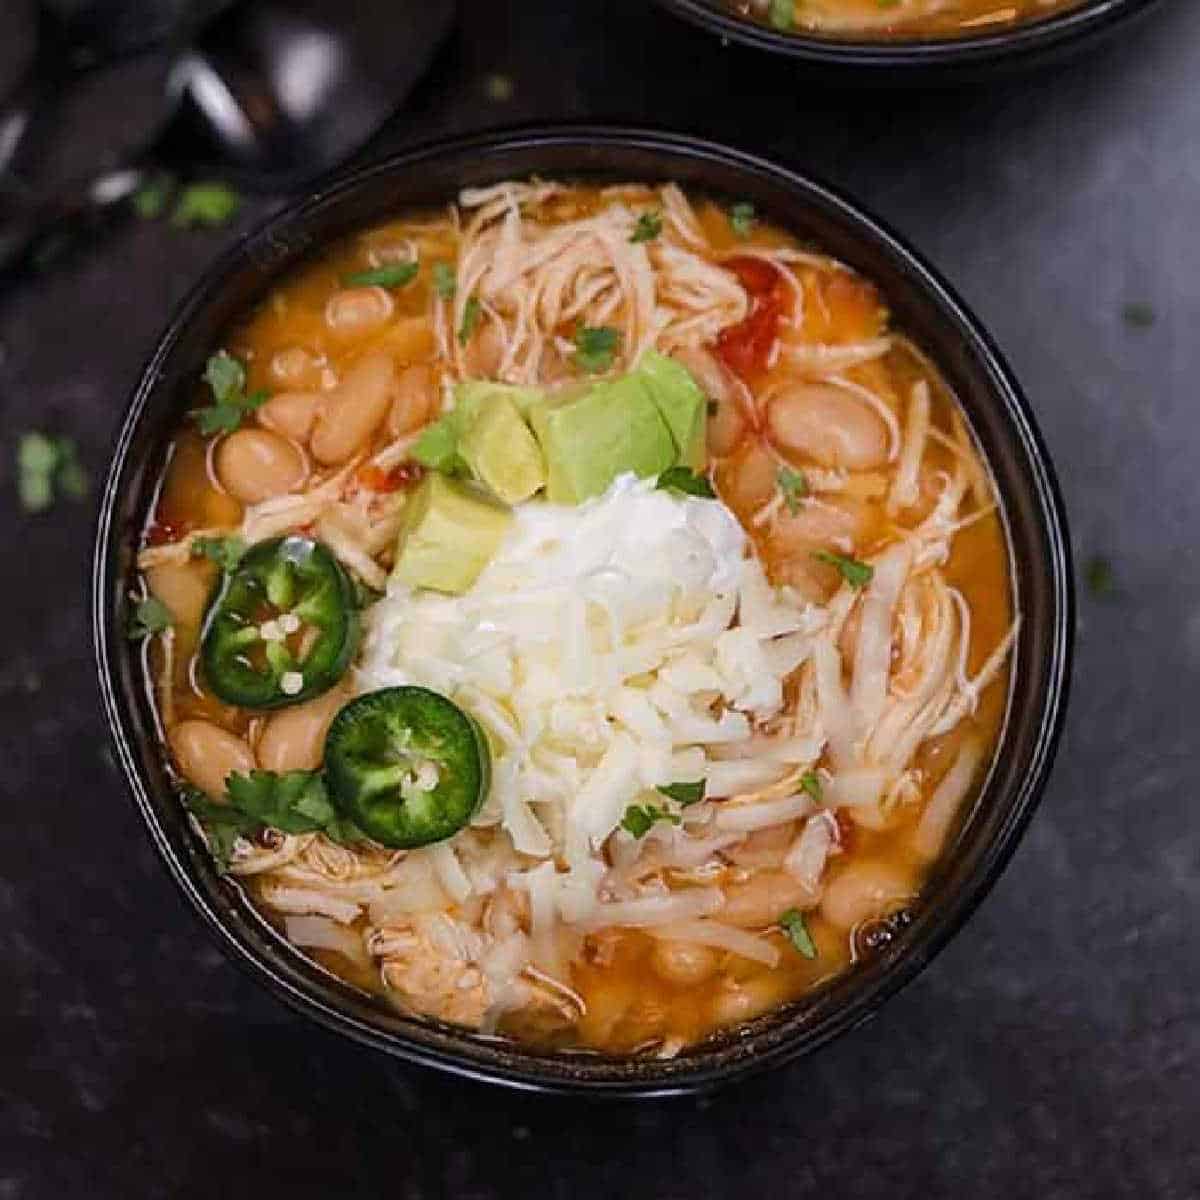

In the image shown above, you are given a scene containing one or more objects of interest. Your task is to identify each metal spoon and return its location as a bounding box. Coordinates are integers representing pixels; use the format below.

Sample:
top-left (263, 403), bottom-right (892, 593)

top-left (0, 0), bottom-right (458, 277)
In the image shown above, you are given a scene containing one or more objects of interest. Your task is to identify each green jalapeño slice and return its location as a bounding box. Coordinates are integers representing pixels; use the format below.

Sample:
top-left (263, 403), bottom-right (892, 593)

top-left (201, 536), bottom-right (359, 709)
top-left (324, 687), bottom-right (490, 849)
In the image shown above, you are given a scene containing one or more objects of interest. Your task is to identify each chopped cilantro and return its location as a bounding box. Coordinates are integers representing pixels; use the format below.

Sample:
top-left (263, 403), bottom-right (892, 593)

top-left (800, 770), bottom-right (822, 803)
top-left (432, 261), bottom-right (457, 300)
top-left (777, 466), bottom-right (808, 514)
top-left (1085, 555), bottom-right (1116, 598)
top-left (17, 432), bottom-right (88, 513)
top-left (1121, 302), bottom-right (1156, 329)
top-left (768, 0), bottom-right (794, 29)
top-left (132, 173), bottom-right (174, 220)
top-left (621, 803), bottom-right (681, 838)
top-left (813, 549), bottom-right (874, 589)
top-left (657, 466), bottom-right (716, 498)
top-left (182, 772), bottom-right (367, 873)
top-left (573, 324), bottom-right (621, 373)
top-left (485, 73), bottom-right (514, 102)
top-left (779, 907), bottom-right (817, 959)
top-left (458, 297), bottom-right (482, 345)
top-left (342, 262), bottom-right (419, 289)
top-left (193, 352), bottom-right (268, 436)
top-left (192, 535), bottom-right (247, 573)
top-left (170, 181), bottom-right (242, 228)
top-left (657, 780), bottom-right (707, 807)
top-left (127, 596), bottom-right (173, 641)
top-left (630, 211), bottom-right (663, 243)
top-left (412, 412), bottom-right (468, 476)
top-left (729, 202), bottom-right (756, 240)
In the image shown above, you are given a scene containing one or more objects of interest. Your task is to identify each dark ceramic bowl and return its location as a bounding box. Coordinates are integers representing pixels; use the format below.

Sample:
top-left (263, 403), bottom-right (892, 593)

top-left (93, 126), bottom-right (1072, 1097)
top-left (654, 0), bottom-right (1164, 78)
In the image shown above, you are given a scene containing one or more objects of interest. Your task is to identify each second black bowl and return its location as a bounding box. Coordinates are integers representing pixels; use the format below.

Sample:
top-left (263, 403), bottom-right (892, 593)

top-left (654, 0), bottom-right (1165, 79)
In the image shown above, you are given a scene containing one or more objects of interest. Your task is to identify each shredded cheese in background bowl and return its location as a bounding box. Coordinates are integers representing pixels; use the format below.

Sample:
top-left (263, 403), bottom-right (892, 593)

top-left (356, 473), bottom-right (824, 930)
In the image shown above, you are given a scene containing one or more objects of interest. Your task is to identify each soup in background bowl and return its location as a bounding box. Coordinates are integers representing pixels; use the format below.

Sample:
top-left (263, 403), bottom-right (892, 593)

top-left (729, 0), bottom-right (1084, 39)
top-left (94, 129), bottom-right (1071, 1094)
top-left (655, 0), bottom-right (1163, 75)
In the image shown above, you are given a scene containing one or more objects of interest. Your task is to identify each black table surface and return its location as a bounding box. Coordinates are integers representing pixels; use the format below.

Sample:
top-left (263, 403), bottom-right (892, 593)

top-left (3, 2), bottom-right (1197, 1196)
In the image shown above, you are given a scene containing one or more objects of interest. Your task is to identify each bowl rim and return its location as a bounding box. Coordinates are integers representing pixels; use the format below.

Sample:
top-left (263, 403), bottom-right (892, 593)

top-left (92, 123), bottom-right (1073, 1097)
top-left (653, 0), bottom-right (1164, 66)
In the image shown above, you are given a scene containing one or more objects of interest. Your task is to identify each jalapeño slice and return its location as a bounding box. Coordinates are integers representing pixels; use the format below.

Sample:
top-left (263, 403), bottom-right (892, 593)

top-left (324, 687), bottom-right (490, 849)
top-left (201, 536), bottom-right (359, 709)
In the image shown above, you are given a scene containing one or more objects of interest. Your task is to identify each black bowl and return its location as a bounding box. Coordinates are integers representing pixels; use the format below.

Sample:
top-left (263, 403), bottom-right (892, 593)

top-left (654, 0), bottom-right (1165, 78)
top-left (93, 125), bottom-right (1072, 1096)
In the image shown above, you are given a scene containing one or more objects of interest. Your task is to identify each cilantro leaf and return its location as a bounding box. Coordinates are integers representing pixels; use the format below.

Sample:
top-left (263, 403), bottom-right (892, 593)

top-left (132, 173), bottom-right (174, 220)
top-left (800, 770), bottom-right (822, 803)
top-left (127, 596), bottom-right (173, 640)
top-left (342, 262), bottom-right (419, 289)
top-left (768, 0), bottom-right (794, 28)
top-left (1085, 555), bottom-right (1116, 599)
top-left (458, 297), bottom-right (482, 345)
top-left (17, 432), bottom-right (89, 513)
top-left (203, 351), bottom-right (245, 403)
top-left (171, 181), bottom-right (242, 229)
top-left (812, 549), bottom-right (874, 589)
top-left (729, 202), bottom-right (756, 239)
top-left (573, 324), bottom-right (621, 373)
top-left (657, 780), bottom-right (706, 807)
top-left (180, 790), bottom-right (258, 872)
top-left (657, 466), bottom-right (716, 498)
top-left (225, 769), bottom-right (342, 836)
top-left (412, 412), bottom-right (468, 476)
top-left (779, 907), bottom-right (817, 959)
top-left (777, 466), bottom-right (807, 514)
top-left (192, 535), bottom-right (247, 573)
top-left (433, 261), bottom-right (457, 300)
top-left (621, 803), bottom-right (681, 839)
top-left (193, 353), bottom-right (268, 435)
top-left (1121, 302), bottom-right (1156, 329)
top-left (630, 211), bottom-right (663, 244)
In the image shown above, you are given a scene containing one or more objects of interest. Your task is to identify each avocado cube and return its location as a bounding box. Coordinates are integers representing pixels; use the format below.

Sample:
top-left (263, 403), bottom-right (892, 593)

top-left (636, 351), bottom-right (708, 471)
top-left (392, 473), bottom-right (512, 594)
top-left (455, 380), bottom-right (546, 420)
top-left (530, 375), bottom-right (677, 504)
top-left (458, 392), bottom-right (547, 504)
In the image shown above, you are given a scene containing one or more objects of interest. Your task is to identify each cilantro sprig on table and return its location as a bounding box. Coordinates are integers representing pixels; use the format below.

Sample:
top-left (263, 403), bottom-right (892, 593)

top-left (16, 432), bottom-right (88, 513)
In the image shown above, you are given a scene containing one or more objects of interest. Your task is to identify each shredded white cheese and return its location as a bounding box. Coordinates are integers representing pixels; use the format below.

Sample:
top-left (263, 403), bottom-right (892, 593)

top-left (357, 474), bottom-right (821, 925)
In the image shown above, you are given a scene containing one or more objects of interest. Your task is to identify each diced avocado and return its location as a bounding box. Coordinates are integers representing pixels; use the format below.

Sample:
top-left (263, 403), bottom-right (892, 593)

top-left (529, 374), bottom-right (677, 504)
top-left (455, 380), bottom-right (546, 420)
top-left (458, 393), bottom-right (547, 504)
top-left (636, 351), bottom-right (708, 471)
top-left (392, 473), bottom-right (512, 594)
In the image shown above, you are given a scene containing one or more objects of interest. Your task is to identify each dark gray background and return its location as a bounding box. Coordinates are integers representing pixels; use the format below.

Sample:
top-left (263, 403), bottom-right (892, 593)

top-left (3, 1), bottom-right (1196, 1196)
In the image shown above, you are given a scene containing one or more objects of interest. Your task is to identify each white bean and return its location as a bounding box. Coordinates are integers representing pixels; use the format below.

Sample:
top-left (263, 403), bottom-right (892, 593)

top-left (767, 382), bottom-right (890, 470)
top-left (215, 429), bottom-right (306, 503)
top-left (169, 720), bottom-right (255, 798)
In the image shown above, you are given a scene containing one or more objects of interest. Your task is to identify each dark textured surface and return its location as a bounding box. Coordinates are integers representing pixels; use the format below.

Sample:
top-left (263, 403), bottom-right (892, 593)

top-left (2, 1), bottom-right (1197, 1196)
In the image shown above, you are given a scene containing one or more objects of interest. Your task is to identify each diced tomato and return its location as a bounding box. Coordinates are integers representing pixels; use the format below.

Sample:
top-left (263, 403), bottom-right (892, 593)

top-left (834, 809), bottom-right (857, 856)
top-left (357, 461), bottom-right (425, 493)
top-left (723, 255), bottom-right (782, 300)
top-left (144, 517), bottom-right (191, 546)
top-left (715, 256), bottom-right (789, 380)
top-left (716, 292), bottom-right (785, 378)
